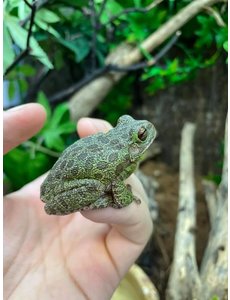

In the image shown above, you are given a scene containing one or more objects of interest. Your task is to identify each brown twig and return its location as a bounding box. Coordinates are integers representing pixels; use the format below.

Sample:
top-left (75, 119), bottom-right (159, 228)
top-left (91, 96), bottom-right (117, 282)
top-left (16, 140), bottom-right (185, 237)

top-left (204, 6), bottom-right (226, 26)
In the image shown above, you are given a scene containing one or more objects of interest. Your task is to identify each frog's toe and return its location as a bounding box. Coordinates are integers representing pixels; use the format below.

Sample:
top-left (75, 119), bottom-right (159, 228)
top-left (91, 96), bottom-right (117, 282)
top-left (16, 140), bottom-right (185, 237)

top-left (126, 184), bottom-right (141, 205)
top-left (134, 196), bottom-right (141, 205)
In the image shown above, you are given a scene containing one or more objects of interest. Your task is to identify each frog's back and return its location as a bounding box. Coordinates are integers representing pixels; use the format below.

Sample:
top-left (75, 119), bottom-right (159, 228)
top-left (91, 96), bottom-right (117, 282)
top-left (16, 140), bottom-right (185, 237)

top-left (46, 131), bottom-right (129, 183)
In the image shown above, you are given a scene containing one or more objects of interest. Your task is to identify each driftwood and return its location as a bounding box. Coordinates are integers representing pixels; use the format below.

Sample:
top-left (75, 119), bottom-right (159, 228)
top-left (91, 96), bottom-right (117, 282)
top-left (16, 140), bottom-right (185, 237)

top-left (68, 0), bottom-right (226, 121)
top-left (199, 115), bottom-right (228, 300)
top-left (202, 180), bottom-right (217, 228)
top-left (166, 123), bottom-right (201, 300)
top-left (166, 115), bottom-right (228, 299)
top-left (135, 170), bottom-right (159, 223)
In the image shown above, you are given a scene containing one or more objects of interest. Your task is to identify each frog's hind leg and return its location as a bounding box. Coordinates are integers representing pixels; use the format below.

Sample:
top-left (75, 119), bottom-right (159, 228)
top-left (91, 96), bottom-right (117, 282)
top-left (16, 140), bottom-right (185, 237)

top-left (44, 179), bottom-right (105, 215)
top-left (85, 194), bottom-right (113, 210)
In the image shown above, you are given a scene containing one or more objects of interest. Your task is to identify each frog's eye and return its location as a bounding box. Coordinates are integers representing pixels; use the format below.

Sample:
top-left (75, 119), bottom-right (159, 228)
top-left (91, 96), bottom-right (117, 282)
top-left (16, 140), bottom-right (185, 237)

top-left (138, 127), bottom-right (147, 141)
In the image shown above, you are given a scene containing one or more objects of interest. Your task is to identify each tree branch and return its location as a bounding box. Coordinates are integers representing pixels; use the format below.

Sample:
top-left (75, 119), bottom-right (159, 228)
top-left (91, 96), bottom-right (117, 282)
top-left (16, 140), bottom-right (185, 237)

top-left (125, 0), bottom-right (227, 65)
top-left (67, 0), bottom-right (225, 122)
top-left (49, 31), bottom-right (180, 104)
top-left (202, 179), bottom-right (217, 227)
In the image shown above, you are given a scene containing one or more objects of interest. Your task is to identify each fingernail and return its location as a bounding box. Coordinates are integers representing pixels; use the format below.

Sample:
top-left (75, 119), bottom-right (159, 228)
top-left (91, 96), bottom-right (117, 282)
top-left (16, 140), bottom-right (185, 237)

top-left (92, 118), bottom-right (112, 132)
top-left (80, 118), bottom-right (112, 133)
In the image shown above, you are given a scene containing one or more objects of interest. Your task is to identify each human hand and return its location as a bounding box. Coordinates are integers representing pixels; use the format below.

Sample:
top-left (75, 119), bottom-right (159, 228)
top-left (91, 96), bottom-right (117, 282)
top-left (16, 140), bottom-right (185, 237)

top-left (4, 104), bottom-right (153, 300)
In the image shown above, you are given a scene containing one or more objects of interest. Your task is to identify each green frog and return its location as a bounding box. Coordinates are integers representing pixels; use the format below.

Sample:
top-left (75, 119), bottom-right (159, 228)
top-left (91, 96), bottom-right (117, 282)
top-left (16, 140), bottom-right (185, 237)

top-left (40, 115), bottom-right (157, 215)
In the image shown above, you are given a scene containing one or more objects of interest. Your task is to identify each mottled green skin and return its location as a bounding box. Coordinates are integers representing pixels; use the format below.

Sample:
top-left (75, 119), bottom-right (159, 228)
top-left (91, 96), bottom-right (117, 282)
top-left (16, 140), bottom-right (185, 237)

top-left (40, 115), bottom-right (156, 215)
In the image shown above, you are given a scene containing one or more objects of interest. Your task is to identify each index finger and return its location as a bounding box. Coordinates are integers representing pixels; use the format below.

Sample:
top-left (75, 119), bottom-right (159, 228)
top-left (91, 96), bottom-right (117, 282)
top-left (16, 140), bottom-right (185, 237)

top-left (4, 104), bottom-right (46, 154)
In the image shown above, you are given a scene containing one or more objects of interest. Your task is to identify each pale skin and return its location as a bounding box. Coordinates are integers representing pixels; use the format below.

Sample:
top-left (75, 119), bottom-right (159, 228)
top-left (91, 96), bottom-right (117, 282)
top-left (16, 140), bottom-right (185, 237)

top-left (4, 104), bottom-right (153, 300)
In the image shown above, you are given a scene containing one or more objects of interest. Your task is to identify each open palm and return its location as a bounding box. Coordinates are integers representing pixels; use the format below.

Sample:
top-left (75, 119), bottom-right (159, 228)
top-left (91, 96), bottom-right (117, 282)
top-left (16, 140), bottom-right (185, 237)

top-left (4, 104), bottom-right (153, 300)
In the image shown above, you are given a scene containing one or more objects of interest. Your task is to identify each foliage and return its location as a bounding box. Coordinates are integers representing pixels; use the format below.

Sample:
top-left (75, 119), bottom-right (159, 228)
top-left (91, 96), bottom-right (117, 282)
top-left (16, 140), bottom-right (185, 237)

top-left (37, 92), bottom-right (76, 151)
top-left (3, 0), bottom-right (54, 71)
top-left (4, 1), bottom-right (227, 95)
top-left (3, 93), bottom-right (76, 190)
top-left (3, 0), bottom-right (228, 190)
top-left (97, 77), bottom-right (134, 124)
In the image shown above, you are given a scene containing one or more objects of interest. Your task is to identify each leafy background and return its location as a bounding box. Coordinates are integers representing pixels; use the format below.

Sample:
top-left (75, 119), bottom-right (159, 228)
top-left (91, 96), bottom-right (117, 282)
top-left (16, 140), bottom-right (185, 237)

top-left (3, 0), bottom-right (228, 190)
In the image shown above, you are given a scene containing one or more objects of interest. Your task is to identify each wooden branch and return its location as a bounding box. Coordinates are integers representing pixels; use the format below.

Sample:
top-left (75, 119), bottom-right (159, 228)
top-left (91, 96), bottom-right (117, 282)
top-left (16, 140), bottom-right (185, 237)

top-left (125, 0), bottom-right (227, 65)
top-left (68, 0), bottom-right (225, 121)
top-left (50, 32), bottom-right (180, 104)
top-left (202, 179), bottom-right (217, 227)
top-left (199, 115), bottom-right (228, 300)
top-left (166, 123), bottom-right (201, 300)
top-left (135, 170), bottom-right (159, 223)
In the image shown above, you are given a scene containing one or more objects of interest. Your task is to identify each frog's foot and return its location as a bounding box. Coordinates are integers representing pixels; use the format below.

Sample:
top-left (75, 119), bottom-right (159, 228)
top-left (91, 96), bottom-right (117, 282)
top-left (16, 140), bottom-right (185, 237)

top-left (126, 183), bottom-right (141, 205)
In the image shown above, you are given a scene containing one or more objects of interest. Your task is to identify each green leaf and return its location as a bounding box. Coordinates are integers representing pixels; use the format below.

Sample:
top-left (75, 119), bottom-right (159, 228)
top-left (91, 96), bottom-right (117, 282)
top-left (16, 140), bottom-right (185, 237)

top-left (100, 1), bottom-right (123, 24)
top-left (223, 40), bottom-right (228, 52)
top-left (3, 22), bottom-right (15, 72)
top-left (36, 9), bottom-right (61, 23)
top-left (215, 26), bottom-right (228, 49)
top-left (29, 37), bottom-right (54, 69)
top-left (18, 1), bottom-right (30, 20)
top-left (6, 15), bottom-right (27, 49)
top-left (57, 36), bottom-right (90, 62)
top-left (35, 18), bottom-right (61, 38)
top-left (18, 78), bottom-right (28, 93)
top-left (8, 81), bottom-right (16, 100)
top-left (37, 92), bottom-right (51, 120)
top-left (56, 0), bottom-right (88, 8)
top-left (4, 0), bottom-right (20, 12)
top-left (17, 64), bottom-right (36, 76)
top-left (168, 58), bottom-right (179, 72)
top-left (53, 50), bottom-right (64, 70)
top-left (58, 122), bottom-right (76, 134)
top-left (3, 146), bottom-right (54, 190)
top-left (6, 15), bottom-right (53, 69)
top-left (43, 131), bottom-right (65, 151)
top-left (51, 104), bottom-right (69, 128)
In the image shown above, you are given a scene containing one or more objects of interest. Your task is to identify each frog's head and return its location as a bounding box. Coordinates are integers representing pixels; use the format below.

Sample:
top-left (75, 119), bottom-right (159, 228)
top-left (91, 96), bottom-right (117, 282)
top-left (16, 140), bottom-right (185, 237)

top-left (117, 115), bottom-right (157, 162)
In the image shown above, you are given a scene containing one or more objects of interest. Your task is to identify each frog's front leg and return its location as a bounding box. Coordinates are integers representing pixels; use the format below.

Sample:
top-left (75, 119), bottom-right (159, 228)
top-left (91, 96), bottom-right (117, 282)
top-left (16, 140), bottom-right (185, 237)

top-left (44, 179), bottom-right (105, 215)
top-left (111, 180), bottom-right (138, 208)
top-left (110, 162), bottom-right (141, 208)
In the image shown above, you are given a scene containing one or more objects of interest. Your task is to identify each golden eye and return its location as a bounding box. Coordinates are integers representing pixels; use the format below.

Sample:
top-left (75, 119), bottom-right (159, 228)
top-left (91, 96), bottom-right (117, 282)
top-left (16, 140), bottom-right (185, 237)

top-left (138, 127), bottom-right (147, 141)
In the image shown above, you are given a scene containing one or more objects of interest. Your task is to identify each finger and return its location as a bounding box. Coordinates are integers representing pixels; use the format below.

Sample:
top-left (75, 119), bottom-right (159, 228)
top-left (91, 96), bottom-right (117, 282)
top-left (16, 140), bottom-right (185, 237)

top-left (81, 174), bottom-right (153, 244)
top-left (4, 104), bottom-right (46, 154)
top-left (81, 174), bottom-right (153, 275)
top-left (77, 117), bottom-right (112, 137)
